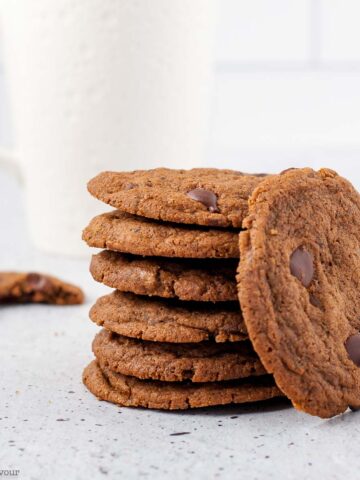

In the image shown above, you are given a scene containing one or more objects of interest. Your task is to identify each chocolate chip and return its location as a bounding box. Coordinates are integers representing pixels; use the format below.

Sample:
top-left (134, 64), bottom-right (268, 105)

top-left (123, 183), bottom-right (136, 190)
top-left (309, 294), bottom-right (322, 309)
top-left (290, 247), bottom-right (314, 287)
top-left (345, 334), bottom-right (360, 366)
top-left (25, 273), bottom-right (49, 291)
top-left (349, 405), bottom-right (359, 412)
top-left (187, 188), bottom-right (219, 213)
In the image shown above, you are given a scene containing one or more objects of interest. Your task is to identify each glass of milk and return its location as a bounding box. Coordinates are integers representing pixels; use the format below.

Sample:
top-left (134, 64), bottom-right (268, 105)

top-left (0, 0), bottom-right (215, 256)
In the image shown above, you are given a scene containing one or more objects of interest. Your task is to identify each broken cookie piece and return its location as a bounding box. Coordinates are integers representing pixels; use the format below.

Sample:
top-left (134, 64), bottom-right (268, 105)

top-left (0, 272), bottom-right (84, 305)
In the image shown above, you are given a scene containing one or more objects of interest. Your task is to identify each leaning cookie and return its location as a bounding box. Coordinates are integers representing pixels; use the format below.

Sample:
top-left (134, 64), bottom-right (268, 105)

top-left (83, 360), bottom-right (283, 410)
top-left (90, 291), bottom-right (247, 343)
top-left (82, 210), bottom-right (239, 258)
top-left (0, 272), bottom-right (84, 305)
top-left (92, 329), bottom-right (266, 383)
top-left (87, 168), bottom-right (268, 228)
top-left (90, 250), bottom-right (238, 302)
top-left (238, 168), bottom-right (360, 418)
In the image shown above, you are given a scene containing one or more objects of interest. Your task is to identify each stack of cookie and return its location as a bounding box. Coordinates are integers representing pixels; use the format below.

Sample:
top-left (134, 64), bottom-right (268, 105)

top-left (82, 168), bottom-right (282, 410)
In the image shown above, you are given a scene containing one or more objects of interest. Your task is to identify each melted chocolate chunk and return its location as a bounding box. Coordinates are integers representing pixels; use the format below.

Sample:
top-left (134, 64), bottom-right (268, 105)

top-left (187, 188), bottom-right (219, 213)
top-left (345, 334), bottom-right (360, 367)
top-left (123, 182), bottom-right (136, 190)
top-left (309, 294), bottom-right (322, 309)
top-left (25, 273), bottom-right (50, 291)
top-left (290, 247), bottom-right (314, 287)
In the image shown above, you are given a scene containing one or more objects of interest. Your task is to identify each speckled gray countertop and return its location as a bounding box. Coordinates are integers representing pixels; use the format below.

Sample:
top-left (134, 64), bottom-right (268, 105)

top-left (1, 169), bottom-right (359, 480)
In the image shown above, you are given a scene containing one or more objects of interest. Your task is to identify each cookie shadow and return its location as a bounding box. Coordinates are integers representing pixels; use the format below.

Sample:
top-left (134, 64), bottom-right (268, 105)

top-left (165, 396), bottom-right (292, 418)
top-left (319, 408), bottom-right (360, 427)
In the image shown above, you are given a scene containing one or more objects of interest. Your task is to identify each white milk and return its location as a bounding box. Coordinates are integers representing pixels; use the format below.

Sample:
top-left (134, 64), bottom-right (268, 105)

top-left (0, 0), bottom-right (215, 256)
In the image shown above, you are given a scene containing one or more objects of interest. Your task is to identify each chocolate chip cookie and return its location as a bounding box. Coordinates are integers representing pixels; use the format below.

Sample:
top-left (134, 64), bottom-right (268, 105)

top-left (90, 291), bottom-right (247, 343)
top-left (83, 360), bottom-right (283, 410)
top-left (83, 210), bottom-right (239, 258)
top-left (238, 168), bottom-right (360, 418)
top-left (87, 168), bottom-right (268, 228)
top-left (92, 329), bottom-right (266, 382)
top-left (90, 250), bottom-right (238, 302)
top-left (0, 272), bottom-right (84, 305)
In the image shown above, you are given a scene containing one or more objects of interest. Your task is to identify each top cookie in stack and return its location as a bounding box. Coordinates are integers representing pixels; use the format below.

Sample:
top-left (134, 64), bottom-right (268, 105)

top-left (85, 168), bottom-right (268, 229)
top-left (82, 168), bottom-right (282, 410)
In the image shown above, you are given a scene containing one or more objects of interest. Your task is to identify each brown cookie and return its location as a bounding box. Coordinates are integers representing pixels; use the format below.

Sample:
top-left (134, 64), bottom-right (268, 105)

top-left (87, 168), bottom-right (268, 228)
top-left (90, 291), bottom-right (247, 343)
top-left (238, 168), bottom-right (360, 418)
top-left (83, 210), bottom-right (239, 258)
top-left (92, 329), bottom-right (266, 382)
top-left (90, 250), bottom-right (238, 302)
top-left (83, 360), bottom-right (283, 410)
top-left (0, 272), bottom-right (84, 305)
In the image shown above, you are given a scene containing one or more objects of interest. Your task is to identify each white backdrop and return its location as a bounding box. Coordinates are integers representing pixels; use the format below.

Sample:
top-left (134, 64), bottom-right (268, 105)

top-left (1, 0), bottom-right (360, 184)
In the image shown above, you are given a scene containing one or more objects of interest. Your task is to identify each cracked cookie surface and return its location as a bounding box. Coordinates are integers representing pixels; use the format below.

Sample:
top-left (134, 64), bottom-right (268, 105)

top-left (90, 250), bottom-right (238, 302)
top-left (92, 329), bottom-right (266, 383)
top-left (83, 360), bottom-right (283, 410)
top-left (83, 210), bottom-right (239, 258)
top-left (87, 168), bottom-right (267, 228)
top-left (90, 291), bottom-right (247, 343)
